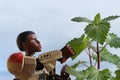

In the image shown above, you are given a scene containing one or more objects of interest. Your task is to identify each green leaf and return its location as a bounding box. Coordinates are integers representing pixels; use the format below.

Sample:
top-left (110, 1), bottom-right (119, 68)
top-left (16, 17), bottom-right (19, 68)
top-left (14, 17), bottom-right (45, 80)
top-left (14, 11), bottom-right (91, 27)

top-left (107, 33), bottom-right (120, 48)
top-left (71, 61), bottom-right (81, 69)
top-left (115, 70), bottom-right (120, 80)
top-left (100, 49), bottom-right (120, 64)
top-left (93, 49), bottom-right (120, 69)
top-left (94, 13), bottom-right (101, 24)
top-left (116, 61), bottom-right (120, 69)
top-left (86, 67), bottom-right (111, 80)
top-left (111, 70), bottom-right (120, 80)
top-left (92, 54), bottom-right (97, 61)
top-left (67, 34), bottom-right (88, 60)
top-left (66, 67), bottom-right (86, 80)
top-left (101, 15), bottom-right (120, 22)
top-left (85, 22), bottom-right (110, 44)
top-left (71, 17), bottom-right (92, 23)
top-left (66, 66), bottom-right (111, 80)
top-left (71, 61), bottom-right (86, 69)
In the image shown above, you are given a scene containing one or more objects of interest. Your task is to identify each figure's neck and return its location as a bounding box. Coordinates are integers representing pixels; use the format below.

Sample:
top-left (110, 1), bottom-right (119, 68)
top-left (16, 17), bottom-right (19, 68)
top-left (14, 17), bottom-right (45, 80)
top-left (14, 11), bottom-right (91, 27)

top-left (25, 52), bottom-right (35, 56)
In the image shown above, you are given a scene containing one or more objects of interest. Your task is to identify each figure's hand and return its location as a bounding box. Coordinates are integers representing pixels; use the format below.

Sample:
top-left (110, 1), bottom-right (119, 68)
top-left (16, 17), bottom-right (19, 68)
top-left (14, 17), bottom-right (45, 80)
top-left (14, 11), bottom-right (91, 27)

top-left (47, 65), bottom-right (71, 80)
top-left (60, 45), bottom-right (74, 63)
top-left (61, 65), bottom-right (71, 80)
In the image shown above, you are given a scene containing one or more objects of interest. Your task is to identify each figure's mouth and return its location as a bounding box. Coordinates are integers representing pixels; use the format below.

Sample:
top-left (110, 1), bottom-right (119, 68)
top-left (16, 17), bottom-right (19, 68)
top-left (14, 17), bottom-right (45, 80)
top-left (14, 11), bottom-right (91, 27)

top-left (38, 45), bottom-right (42, 51)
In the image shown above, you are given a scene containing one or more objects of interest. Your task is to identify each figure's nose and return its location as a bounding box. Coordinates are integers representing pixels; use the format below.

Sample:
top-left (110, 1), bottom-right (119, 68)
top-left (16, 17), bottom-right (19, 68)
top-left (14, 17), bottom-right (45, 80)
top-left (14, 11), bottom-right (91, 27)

top-left (36, 40), bottom-right (40, 44)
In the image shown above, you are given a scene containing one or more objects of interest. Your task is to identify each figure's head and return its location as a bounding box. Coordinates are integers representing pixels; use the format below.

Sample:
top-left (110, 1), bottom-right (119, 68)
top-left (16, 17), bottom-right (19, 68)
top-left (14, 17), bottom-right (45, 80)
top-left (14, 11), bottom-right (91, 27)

top-left (17, 31), bottom-right (41, 53)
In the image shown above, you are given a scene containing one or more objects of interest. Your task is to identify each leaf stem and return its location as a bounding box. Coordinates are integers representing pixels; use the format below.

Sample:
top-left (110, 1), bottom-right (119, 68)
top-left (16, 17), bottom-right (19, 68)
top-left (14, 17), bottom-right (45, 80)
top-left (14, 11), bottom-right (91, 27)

top-left (88, 48), bottom-right (93, 66)
top-left (96, 42), bottom-right (100, 69)
top-left (99, 43), bottom-right (107, 53)
top-left (89, 44), bottom-right (97, 53)
top-left (85, 49), bottom-right (92, 66)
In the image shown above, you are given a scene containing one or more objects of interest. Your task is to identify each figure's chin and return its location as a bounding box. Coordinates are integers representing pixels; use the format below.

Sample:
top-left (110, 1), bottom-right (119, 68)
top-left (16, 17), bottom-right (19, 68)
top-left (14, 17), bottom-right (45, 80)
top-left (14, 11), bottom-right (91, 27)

top-left (36, 49), bottom-right (42, 52)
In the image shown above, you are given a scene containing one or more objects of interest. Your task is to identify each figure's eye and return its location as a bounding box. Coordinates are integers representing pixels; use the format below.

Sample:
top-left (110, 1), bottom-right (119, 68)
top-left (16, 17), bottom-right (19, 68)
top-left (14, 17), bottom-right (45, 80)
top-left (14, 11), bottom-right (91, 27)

top-left (31, 39), bottom-right (36, 42)
top-left (30, 38), bottom-right (37, 42)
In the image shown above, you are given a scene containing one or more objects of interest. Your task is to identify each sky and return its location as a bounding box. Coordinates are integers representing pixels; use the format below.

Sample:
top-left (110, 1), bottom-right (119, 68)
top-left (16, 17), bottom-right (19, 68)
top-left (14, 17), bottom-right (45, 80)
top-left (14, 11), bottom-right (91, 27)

top-left (0, 0), bottom-right (120, 79)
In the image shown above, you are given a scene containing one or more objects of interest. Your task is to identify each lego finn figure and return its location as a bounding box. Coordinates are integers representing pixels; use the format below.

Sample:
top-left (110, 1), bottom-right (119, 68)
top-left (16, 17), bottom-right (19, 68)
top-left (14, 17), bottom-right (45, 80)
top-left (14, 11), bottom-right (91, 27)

top-left (7, 31), bottom-right (74, 80)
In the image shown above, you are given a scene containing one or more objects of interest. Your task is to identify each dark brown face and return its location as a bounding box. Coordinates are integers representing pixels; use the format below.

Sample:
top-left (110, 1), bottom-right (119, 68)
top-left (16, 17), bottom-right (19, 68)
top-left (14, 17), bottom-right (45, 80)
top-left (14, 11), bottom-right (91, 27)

top-left (23, 34), bottom-right (42, 53)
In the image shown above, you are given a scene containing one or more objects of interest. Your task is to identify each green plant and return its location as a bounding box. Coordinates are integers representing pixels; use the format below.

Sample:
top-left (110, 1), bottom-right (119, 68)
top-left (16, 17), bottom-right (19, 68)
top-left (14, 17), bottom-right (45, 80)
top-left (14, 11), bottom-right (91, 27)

top-left (66, 13), bottom-right (120, 80)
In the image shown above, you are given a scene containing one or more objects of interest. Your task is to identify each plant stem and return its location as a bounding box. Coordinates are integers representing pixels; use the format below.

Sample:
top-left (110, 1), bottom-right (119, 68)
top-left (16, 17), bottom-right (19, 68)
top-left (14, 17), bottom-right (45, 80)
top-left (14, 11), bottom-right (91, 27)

top-left (85, 48), bottom-right (92, 66)
top-left (96, 42), bottom-right (100, 69)
top-left (88, 48), bottom-right (92, 66)
top-left (99, 43), bottom-right (107, 53)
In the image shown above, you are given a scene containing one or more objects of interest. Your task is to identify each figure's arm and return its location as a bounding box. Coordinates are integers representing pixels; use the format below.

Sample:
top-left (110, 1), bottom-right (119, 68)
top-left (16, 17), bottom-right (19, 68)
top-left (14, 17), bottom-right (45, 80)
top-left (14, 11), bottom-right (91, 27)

top-left (37, 46), bottom-right (74, 79)
top-left (35, 58), bottom-right (44, 70)
top-left (59, 45), bottom-right (75, 63)
top-left (37, 45), bottom-right (75, 72)
top-left (37, 50), bottom-right (62, 72)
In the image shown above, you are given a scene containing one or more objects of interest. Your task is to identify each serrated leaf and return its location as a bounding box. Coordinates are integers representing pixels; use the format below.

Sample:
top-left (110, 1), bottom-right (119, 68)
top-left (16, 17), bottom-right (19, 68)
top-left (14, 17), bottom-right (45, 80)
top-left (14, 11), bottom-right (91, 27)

top-left (67, 35), bottom-right (88, 60)
top-left (92, 69), bottom-right (111, 80)
top-left (101, 15), bottom-right (120, 22)
top-left (67, 66), bottom-right (111, 80)
top-left (100, 49), bottom-right (120, 64)
top-left (71, 61), bottom-right (86, 69)
top-left (115, 70), bottom-right (120, 79)
top-left (94, 13), bottom-right (101, 24)
top-left (107, 33), bottom-right (120, 48)
top-left (66, 67), bottom-right (86, 80)
top-left (85, 22), bottom-right (110, 44)
top-left (116, 61), bottom-right (120, 69)
top-left (111, 70), bottom-right (120, 80)
top-left (71, 61), bottom-right (81, 69)
top-left (92, 54), bottom-right (97, 61)
top-left (71, 17), bottom-right (92, 23)
top-left (93, 49), bottom-right (120, 69)
top-left (86, 67), bottom-right (111, 80)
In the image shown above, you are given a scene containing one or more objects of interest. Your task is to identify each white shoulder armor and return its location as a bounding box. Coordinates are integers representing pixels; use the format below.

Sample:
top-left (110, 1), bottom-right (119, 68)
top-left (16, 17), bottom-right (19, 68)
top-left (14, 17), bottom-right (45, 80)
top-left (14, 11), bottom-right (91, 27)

top-left (7, 52), bottom-right (24, 75)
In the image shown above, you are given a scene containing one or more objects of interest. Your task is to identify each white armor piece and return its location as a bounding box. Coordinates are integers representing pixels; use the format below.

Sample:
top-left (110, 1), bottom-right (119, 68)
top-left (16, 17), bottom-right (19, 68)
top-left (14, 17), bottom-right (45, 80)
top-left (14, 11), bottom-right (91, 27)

top-left (8, 55), bottom-right (46, 80)
top-left (38, 50), bottom-right (63, 73)
top-left (15, 56), bottom-right (39, 80)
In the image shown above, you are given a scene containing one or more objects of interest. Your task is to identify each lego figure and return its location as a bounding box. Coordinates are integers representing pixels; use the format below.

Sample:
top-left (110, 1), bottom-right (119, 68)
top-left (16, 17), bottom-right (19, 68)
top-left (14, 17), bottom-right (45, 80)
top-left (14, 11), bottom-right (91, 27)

top-left (7, 31), bottom-right (74, 80)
